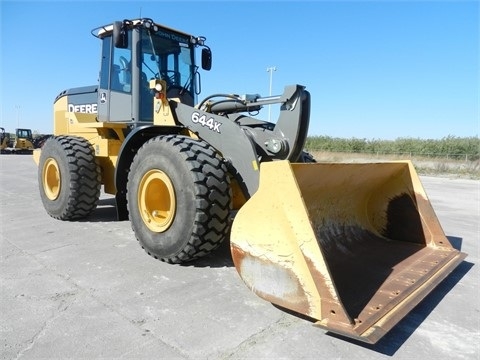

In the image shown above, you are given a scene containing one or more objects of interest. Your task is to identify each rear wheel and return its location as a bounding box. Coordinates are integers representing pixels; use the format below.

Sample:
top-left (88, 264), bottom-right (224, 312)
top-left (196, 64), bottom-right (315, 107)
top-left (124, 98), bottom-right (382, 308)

top-left (126, 135), bottom-right (232, 263)
top-left (38, 136), bottom-right (101, 220)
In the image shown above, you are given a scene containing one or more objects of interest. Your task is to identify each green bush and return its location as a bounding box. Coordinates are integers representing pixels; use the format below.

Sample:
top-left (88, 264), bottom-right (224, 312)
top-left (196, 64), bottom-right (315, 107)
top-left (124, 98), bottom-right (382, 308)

top-left (305, 136), bottom-right (479, 161)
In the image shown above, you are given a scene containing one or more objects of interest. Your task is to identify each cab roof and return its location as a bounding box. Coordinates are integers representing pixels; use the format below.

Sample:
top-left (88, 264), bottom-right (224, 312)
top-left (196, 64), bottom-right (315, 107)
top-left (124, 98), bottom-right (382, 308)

top-left (91, 18), bottom-right (195, 39)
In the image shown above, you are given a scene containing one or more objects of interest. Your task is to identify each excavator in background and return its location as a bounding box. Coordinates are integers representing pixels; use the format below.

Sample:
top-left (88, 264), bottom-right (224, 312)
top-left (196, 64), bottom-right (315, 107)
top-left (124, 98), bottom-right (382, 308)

top-left (1, 128), bottom-right (35, 154)
top-left (33, 18), bottom-right (466, 344)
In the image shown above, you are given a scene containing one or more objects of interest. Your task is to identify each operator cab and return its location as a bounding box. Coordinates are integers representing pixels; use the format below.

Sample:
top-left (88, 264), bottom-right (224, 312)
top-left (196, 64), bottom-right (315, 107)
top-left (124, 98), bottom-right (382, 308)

top-left (92, 18), bottom-right (212, 124)
top-left (16, 128), bottom-right (33, 141)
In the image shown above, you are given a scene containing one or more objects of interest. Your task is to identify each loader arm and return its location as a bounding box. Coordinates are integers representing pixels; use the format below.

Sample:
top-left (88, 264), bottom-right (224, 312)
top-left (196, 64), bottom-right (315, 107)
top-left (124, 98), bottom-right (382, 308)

top-left (172, 85), bottom-right (311, 198)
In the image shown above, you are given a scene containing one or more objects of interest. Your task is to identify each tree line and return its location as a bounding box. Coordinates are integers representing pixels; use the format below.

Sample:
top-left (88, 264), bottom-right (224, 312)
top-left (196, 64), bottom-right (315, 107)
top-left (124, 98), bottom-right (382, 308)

top-left (305, 135), bottom-right (480, 161)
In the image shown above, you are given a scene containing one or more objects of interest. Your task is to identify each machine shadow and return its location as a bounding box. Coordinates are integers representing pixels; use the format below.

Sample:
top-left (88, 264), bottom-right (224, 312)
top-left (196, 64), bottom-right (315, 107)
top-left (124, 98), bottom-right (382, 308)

top-left (188, 239), bottom-right (234, 268)
top-left (82, 197), bottom-right (119, 222)
top-left (79, 197), bottom-right (235, 267)
top-left (447, 235), bottom-right (463, 251)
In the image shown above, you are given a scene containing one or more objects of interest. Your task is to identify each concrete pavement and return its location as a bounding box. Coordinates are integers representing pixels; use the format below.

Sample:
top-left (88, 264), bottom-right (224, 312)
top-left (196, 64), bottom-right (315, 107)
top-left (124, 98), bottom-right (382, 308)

top-left (1, 155), bottom-right (478, 359)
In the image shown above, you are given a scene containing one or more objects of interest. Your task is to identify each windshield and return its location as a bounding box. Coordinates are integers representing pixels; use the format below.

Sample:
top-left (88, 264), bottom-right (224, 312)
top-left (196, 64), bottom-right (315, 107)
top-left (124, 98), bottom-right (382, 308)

top-left (140, 28), bottom-right (195, 94)
top-left (16, 129), bottom-right (32, 139)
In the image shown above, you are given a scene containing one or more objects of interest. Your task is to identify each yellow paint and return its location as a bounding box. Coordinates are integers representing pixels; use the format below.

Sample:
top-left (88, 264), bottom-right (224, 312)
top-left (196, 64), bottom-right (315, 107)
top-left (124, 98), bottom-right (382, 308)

top-left (32, 149), bottom-right (41, 165)
top-left (42, 157), bottom-right (61, 200)
top-left (231, 160), bottom-right (465, 343)
top-left (138, 169), bottom-right (176, 232)
top-left (45, 104), bottom-right (128, 195)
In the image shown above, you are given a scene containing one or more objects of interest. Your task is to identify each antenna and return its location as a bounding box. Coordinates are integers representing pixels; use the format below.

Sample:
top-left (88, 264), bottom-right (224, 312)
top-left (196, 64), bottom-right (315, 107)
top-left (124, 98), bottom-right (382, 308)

top-left (266, 66), bottom-right (277, 122)
top-left (139, 7), bottom-right (142, 18)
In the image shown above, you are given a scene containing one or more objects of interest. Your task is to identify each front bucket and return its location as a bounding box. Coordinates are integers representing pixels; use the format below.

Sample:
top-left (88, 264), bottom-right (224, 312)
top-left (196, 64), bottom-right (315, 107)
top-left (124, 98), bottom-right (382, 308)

top-left (230, 160), bottom-right (466, 343)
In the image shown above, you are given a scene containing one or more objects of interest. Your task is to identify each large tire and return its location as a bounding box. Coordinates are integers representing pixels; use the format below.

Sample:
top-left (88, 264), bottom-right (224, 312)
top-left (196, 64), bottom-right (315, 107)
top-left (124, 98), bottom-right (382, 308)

top-left (38, 136), bottom-right (101, 220)
top-left (299, 150), bottom-right (316, 163)
top-left (126, 135), bottom-right (232, 263)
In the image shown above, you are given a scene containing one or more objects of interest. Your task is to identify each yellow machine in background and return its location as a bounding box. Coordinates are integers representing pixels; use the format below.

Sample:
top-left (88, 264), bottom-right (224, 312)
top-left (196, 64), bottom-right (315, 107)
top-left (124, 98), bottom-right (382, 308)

top-left (34, 18), bottom-right (466, 344)
top-left (0, 127), bottom-right (9, 152)
top-left (1, 127), bottom-right (34, 154)
top-left (13, 128), bottom-right (34, 153)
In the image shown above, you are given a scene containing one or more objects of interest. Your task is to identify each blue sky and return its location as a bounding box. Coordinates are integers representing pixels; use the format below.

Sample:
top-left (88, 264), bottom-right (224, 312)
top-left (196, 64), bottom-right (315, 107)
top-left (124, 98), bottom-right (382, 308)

top-left (1, 0), bottom-right (478, 139)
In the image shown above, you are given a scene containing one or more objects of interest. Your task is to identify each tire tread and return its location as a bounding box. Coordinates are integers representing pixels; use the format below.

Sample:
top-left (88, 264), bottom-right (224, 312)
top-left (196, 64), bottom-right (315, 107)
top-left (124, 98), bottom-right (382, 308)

top-left (40, 136), bottom-right (101, 220)
top-left (128, 135), bottom-right (232, 263)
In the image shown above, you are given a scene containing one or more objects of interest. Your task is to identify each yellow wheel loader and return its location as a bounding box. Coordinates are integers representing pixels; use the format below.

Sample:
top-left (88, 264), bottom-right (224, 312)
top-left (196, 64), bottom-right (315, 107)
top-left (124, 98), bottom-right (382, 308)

top-left (1, 128), bottom-right (34, 154)
top-left (13, 128), bottom-right (35, 154)
top-left (34, 18), bottom-right (466, 344)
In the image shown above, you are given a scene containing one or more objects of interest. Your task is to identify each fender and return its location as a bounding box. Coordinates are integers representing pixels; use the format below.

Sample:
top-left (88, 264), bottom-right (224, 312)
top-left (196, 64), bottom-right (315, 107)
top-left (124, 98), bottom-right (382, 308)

top-left (114, 124), bottom-right (183, 220)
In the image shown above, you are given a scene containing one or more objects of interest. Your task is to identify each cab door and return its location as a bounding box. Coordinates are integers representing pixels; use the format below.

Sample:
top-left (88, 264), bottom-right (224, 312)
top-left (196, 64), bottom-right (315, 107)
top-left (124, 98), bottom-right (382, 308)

top-left (97, 36), bottom-right (133, 122)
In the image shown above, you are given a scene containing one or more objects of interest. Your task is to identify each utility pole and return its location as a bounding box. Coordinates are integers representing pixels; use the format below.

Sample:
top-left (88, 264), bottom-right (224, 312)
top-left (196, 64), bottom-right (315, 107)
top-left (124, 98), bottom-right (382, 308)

top-left (266, 66), bottom-right (276, 122)
top-left (15, 105), bottom-right (21, 129)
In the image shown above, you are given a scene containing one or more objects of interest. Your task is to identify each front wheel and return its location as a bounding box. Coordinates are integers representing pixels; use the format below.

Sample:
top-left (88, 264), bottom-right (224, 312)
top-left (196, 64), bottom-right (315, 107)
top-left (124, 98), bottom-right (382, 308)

top-left (126, 135), bottom-right (232, 263)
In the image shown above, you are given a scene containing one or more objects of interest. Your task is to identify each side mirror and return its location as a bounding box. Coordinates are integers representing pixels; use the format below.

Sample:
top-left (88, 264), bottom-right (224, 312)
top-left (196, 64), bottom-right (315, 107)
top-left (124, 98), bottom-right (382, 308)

top-left (113, 21), bottom-right (128, 49)
top-left (201, 48), bottom-right (212, 71)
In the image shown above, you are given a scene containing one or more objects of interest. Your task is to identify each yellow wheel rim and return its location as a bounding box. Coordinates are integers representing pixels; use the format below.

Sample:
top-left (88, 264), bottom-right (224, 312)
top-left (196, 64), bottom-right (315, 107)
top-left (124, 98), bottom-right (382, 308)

top-left (138, 169), bottom-right (176, 232)
top-left (43, 158), bottom-right (61, 200)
